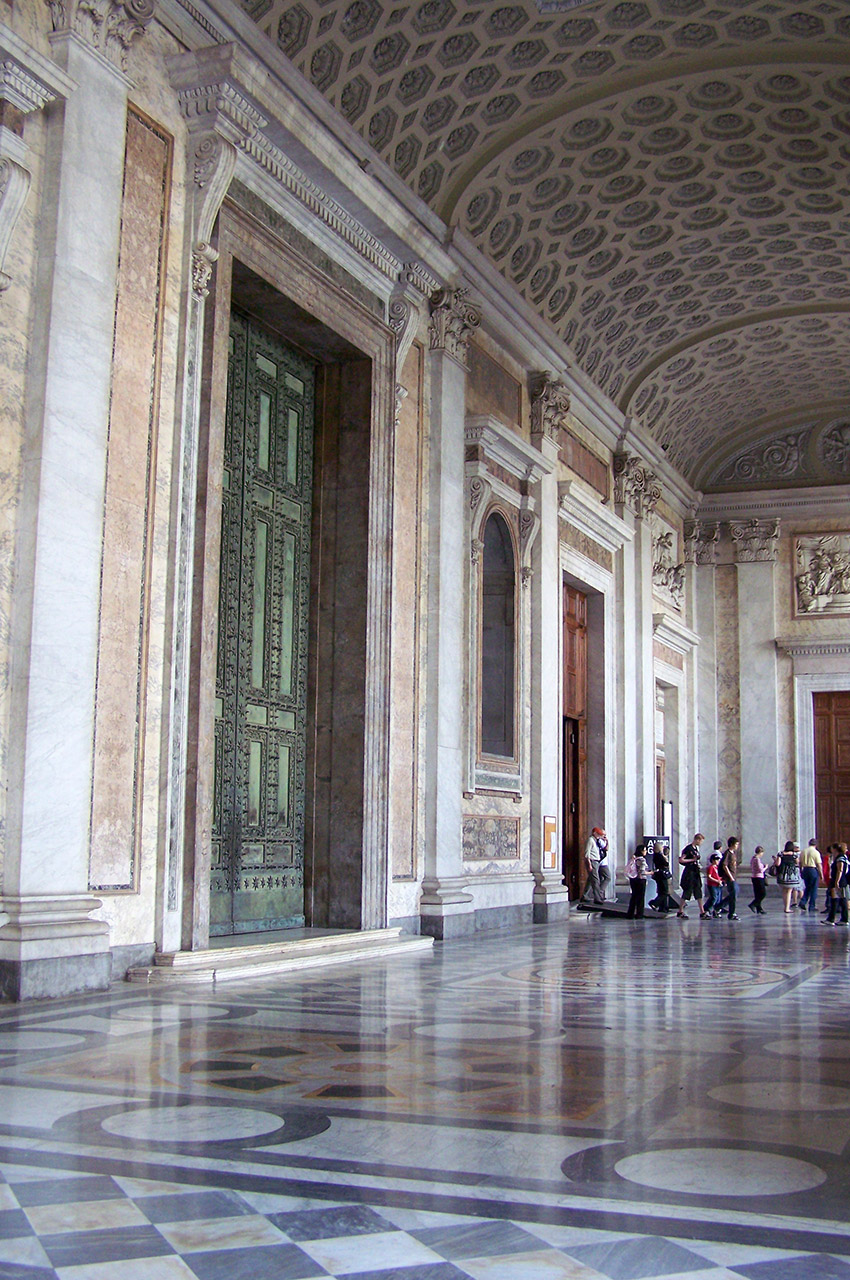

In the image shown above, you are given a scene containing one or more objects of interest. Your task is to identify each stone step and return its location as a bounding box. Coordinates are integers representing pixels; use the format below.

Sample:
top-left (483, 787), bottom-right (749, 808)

top-left (125, 928), bottom-right (434, 985)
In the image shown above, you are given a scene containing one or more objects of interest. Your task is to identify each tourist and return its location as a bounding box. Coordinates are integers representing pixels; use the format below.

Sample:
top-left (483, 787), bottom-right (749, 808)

top-left (648, 841), bottom-right (675, 914)
top-left (719, 836), bottom-right (740, 920)
top-left (774, 841), bottom-right (802, 913)
top-left (704, 853), bottom-right (723, 917)
top-left (824, 843), bottom-right (850, 926)
top-left (799, 838), bottom-right (822, 913)
top-left (748, 846), bottom-right (767, 914)
top-left (625, 844), bottom-right (650, 919)
top-left (677, 833), bottom-right (705, 919)
top-left (581, 826), bottom-right (609, 905)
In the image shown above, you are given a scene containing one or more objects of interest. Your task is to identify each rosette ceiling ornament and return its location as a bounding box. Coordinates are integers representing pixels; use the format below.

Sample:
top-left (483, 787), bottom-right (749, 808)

top-left (249, 0), bottom-right (850, 490)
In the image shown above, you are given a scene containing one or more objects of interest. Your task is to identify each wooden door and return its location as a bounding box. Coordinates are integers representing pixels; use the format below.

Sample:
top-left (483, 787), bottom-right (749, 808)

top-left (814, 691), bottom-right (850, 847)
top-left (563, 586), bottom-right (587, 898)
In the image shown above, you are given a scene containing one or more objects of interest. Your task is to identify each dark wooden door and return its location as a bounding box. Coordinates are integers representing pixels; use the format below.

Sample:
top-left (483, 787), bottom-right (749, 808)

top-left (814, 691), bottom-right (850, 847)
top-left (563, 586), bottom-right (587, 898)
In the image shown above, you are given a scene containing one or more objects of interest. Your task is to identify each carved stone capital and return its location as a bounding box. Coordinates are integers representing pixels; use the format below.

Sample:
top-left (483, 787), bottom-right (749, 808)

top-left (729, 517), bottom-right (781, 563)
top-left (530, 372), bottom-right (570, 443)
top-left (684, 519), bottom-right (719, 566)
top-left (428, 286), bottom-right (480, 368)
top-left (46, 0), bottom-right (157, 71)
top-left (613, 451), bottom-right (661, 519)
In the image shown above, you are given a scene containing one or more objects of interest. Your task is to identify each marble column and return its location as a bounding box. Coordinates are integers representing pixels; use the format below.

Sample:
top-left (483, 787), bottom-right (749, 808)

top-left (686, 521), bottom-right (720, 840)
top-left (614, 452), bottom-right (661, 845)
top-left (420, 288), bottom-right (479, 939)
top-left (732, 519), bottom-right (781, 857)
top-left (529, 375), bottom-right (570, 921)
top-left (1, 7), bottom-right (154, 999)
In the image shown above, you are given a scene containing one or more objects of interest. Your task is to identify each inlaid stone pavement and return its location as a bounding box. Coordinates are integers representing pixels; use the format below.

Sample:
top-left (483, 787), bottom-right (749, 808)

top-left (1, 892), bottom-right (849, 1277)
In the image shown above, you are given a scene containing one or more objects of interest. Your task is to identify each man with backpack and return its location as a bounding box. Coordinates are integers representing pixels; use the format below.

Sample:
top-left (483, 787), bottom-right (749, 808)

top-left (823, 843), bottom-right (850, 926)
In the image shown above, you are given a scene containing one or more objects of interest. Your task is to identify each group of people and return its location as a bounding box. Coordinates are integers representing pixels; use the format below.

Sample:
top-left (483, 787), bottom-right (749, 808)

top-left (616, 833), bottom-right (850, 923)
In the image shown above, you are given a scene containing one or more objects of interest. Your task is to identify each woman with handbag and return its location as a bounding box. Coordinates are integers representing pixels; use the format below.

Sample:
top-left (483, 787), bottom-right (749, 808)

top-left (773, 841), bottom-right (802, 914)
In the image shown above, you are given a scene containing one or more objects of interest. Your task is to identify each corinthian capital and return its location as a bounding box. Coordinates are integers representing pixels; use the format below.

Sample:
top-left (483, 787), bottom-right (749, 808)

top-left (46, 0), bottom-right (157, 71)
top-left (613, 451), bottom-right (661, 520)
top-left (730, 518), bottom-right (780, 563)
top-left (530, 372), bottom-right (570, 443)
top-left (684, 519), bottom-right (719, 565)
top-left (428, 287), bottom-right (480, 369)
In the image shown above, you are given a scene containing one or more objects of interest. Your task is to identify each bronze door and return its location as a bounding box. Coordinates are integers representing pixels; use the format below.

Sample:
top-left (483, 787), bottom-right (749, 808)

top-left (211, 312), bottom-right (315, 936)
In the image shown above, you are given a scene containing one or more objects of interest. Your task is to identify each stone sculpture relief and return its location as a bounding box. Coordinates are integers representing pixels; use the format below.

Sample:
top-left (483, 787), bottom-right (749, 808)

top-left (795, 534), bottom-right (850, 617)
top-left (652, 524), bottom-right (684, 611)
top-left (821, 421), bottom-right (850, 475)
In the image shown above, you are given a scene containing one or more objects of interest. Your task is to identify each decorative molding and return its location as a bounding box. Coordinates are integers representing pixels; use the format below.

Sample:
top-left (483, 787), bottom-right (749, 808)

top-left (713, 431), bottom-right (809, 487)
top-left (242, 130), bottom-right (402, 283)
top-left (558, 479), bottom-right (633, 555)
top-left (776, 638), bottom-right (850, 660)
top-left (429, 286), bottom-right (480, 369)
top-left (651, 524), bottom-right (684, 612)
top-left (793, 533), bottom-right (850, 618)
top-left (652, 612), bottom-right (699, 657)
top-left (696, 485), bottom-right (850, 522)
top-left (613, 450), bottom-right (661, 520)
top-left (465, 414), bottom-right (553, 486)
top-left (530, 371), bottom-right (570, 444)
top-left (683, 518), bottom-right (719, 566)
top-left (46, 0), bottom-right (157, 71)
top-left (729, 517), bottom-right (780, 563)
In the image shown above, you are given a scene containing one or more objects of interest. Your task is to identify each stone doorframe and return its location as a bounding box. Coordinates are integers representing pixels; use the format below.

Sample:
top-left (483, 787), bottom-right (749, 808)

top-left (179, 200), bottom-right (396, 949)
top-left (776, 641), bottom-right (850, 844)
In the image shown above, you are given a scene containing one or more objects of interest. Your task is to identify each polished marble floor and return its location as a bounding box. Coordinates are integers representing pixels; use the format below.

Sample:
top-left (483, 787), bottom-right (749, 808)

top-left (1, 894), bottom-right (850, 1278)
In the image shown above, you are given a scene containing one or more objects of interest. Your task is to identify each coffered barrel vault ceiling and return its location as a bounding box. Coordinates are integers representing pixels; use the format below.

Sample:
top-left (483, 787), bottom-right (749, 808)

top-left (243, 0), bottom-right (850, 491)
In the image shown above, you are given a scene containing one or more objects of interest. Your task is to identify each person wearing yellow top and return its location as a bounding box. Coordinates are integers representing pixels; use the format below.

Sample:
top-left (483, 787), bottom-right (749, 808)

top-left (799, 839), bottom-right (822, 914)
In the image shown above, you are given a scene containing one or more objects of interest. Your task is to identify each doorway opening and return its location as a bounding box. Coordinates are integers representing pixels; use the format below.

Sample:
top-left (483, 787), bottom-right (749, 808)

top-left (814, 690), bottom-right (850, 847)
top-left (562, 584), bottom-right (587, 899)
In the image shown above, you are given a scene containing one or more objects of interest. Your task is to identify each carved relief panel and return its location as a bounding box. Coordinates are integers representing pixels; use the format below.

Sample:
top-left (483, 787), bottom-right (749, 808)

top-left (794, 533), bottom-right (850, 618)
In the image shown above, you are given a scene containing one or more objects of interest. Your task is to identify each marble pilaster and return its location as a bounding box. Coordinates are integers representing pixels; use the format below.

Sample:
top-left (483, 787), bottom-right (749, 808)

top-left (686, 521), bottom-right (720, 839)
top-left (529, 375), bottom-right (570, 920)
top-left (1, 29), bottom-right (134, 996)
top-left (734, 522), bottom-right (781, 856)
top-left (420, 288), bottom-right (479, 938)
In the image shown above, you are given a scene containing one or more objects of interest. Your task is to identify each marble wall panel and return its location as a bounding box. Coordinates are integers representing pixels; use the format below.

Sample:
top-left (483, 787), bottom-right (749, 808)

top-left (714, 563), bottom-right (741, 838)
top-left (467, 342), bottom-right (521, 429)
top-left (88, 109), bottom-right (171, 892)
top-left (560, 523), bottom-right (614, 574)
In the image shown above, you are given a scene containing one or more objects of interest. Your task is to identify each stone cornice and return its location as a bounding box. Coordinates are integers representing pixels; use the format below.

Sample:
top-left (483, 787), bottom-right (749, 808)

top-left (0, 24), bottom-right (77, 111)
top-left (465, 414), bottom-right (554, 484)
top-left (697, 485), bottom-right (850, 522)
top-left (775, 638), bottom-right (850, 659)
top-left (558, 479), bottom-right (633, 554)
top-left (653, 612), bottom-right (699, 656)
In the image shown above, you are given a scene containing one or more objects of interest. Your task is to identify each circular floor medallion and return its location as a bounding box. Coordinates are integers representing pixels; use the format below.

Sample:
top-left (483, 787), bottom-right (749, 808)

top-left (615, 1146), bottom-right (826, 1195)
top-left (709, 1081), bottom-right (850, 1111)
top-left (413, 1021), bottom-right (534, 1040)
top-left (101, 1104), bottom-right (283, 1143)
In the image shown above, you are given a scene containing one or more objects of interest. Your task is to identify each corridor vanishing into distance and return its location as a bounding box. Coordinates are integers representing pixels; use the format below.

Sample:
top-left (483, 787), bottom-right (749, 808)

top-left (0, 903), bottom-right (848, 1280)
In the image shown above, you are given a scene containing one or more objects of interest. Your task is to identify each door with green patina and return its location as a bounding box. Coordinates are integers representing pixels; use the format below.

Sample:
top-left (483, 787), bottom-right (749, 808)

top-left (211, 311), bottom-right (315, 935)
